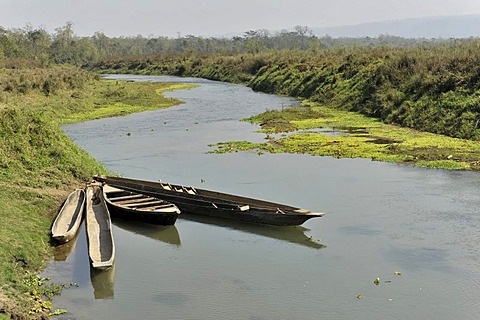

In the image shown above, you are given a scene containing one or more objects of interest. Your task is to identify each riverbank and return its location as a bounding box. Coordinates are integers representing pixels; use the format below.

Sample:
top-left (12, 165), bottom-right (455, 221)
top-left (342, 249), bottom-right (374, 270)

top-left (0, 68), bottom-right (194, 319)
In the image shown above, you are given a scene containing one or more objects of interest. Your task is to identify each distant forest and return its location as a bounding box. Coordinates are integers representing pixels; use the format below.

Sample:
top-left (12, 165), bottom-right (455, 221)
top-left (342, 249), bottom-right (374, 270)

top-left (0, 23), bottom-right (474, 66)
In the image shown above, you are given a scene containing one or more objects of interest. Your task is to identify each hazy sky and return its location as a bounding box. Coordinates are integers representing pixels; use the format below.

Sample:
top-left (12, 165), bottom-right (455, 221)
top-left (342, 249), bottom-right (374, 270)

top-left (1, 0), bottom-right (480, 37)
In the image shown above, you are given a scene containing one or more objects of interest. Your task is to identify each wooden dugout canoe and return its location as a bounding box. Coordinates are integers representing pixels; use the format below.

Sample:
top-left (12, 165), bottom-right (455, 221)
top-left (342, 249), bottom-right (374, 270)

top-left (51, 189), bottom-right (85, 244)
top-left (103, 184), bottom-right (180, 225)
top-left (85, 183), bottom-right (115, 270)
top-left (93, 175), bottom-right (325, 226)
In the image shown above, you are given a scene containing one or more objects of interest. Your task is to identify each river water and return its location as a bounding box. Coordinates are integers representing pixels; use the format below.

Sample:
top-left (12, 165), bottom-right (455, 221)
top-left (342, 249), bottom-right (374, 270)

top-left (43, 75), bottom-right (480, 320)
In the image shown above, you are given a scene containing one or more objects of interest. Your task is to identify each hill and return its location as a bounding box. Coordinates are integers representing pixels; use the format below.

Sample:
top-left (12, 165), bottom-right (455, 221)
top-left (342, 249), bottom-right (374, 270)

top-left (312, 15), bottom-right (480, 38)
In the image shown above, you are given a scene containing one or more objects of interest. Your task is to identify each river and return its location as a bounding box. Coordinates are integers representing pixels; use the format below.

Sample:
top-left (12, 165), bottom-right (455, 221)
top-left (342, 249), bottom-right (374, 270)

top-left (43, 75), bottom-right (480, 320)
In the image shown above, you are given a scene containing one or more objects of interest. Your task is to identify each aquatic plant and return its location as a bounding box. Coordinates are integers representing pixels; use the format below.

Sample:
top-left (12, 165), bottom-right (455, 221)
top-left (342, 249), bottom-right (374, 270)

top-left (210, 101), bottom-right (480, 170)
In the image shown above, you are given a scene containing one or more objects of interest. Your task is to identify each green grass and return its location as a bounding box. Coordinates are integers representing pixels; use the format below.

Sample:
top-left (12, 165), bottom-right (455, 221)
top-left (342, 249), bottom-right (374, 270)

top-left (0, 184), bottom-right (59, 319)
top-left (211, 100), bottom-right (480, 170)
top-left (63, 82), bottom-right (196, 123)
top-left (0, 186), bottom-right (54, 286)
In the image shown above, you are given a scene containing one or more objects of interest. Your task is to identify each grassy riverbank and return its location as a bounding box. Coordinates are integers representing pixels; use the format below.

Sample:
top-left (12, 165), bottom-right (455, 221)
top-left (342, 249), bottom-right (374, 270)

top-left (0, 68), bottom-right (193, 319)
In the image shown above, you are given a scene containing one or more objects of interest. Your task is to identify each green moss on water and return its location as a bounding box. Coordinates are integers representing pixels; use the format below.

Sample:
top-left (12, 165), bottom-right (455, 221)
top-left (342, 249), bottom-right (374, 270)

top-left (211, 100), bottom-right (480, 170)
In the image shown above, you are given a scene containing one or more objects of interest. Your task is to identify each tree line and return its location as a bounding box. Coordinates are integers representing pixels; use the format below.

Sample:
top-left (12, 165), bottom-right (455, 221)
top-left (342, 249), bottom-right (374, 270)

top-left (0, 23), bottom-right (469, 66)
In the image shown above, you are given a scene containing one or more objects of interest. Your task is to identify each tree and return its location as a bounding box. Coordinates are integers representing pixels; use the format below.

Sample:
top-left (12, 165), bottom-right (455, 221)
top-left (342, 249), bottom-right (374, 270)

top-left (26, 26), bottom-right (51, 63)
top-left (50, 22), bottom-right (76, 63)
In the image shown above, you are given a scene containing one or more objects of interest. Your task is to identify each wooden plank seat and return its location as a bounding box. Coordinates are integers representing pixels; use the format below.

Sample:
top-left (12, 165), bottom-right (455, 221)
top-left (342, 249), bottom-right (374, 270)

top-left (113, 197), bottom-right (156, 205)
top-left (109, 194), bottom-right (145, 201)
top-left (122, 200), bottom-right (166, 208)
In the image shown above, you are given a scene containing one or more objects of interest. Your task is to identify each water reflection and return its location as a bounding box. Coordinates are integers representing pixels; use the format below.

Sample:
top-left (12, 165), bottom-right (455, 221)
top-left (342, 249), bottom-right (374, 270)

top-left (112, 212), bottom-right (323, 249)
top-left (90, 264), bottom-right (115, 299)
top-left (112, 217), bottom-right (181, 246)
top-left (53, 231), bottom-right (80, 261)
top-left (180, 213), bottom-right (325, 250)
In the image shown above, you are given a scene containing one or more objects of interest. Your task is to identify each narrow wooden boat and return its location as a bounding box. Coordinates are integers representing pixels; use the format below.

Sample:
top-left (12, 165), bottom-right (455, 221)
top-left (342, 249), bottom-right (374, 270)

top-left (51, 189), bottom-right (85, 244)
top-left (103, 185), bottom-right (180, 225)
top-left (93, 175), bottom-right (325, 226)
top-left (85, 183), bottom-right (115, 270)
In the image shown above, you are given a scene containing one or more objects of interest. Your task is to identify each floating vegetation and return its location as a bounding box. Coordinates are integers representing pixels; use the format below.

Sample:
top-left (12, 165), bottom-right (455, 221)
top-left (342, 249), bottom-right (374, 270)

top-left (22, 273), bottom-right (77, 316)
top-left (52, 309), bottom-right (68, 315)
top-left (355, 271), bottom-right (404, 299)
top-left (210, 101), bottom-right (480, 171)
top-left (307, 236), bottom-right (321, 242)
top-left (209, 141), bottom-right (265, 154)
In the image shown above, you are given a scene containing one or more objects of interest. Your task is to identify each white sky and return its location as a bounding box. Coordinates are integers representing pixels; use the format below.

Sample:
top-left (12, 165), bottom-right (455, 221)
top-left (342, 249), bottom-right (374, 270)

top-left (1, 0), bottom-right (479, 37)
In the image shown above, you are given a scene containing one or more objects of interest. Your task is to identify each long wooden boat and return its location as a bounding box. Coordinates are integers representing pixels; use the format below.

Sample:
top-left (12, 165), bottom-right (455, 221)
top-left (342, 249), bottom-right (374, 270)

top-left (51, 189), bottom-right (85, 244)
top-left (93, 175), bottom-right (325, 226)
top-left (103, 185), bottom-right (180, 225)
top-left (85, 183), bottom-right (115, 270)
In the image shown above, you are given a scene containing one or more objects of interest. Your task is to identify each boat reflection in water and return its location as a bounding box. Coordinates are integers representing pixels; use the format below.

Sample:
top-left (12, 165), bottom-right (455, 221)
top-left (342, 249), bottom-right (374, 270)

top-left (53, 231), bottom-right (80, 261)
top-left (113, 213), bottom-right (321, 249)
top-left (112, 217), bottom-right (181, 247)
top-left (90, 264), bottom-right (115, 299)
top-left (180, 213), bottom-right (325, 250)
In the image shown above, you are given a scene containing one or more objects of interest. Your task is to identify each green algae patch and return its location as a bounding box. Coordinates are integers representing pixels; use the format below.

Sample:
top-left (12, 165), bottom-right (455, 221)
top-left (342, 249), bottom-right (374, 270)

top-left (211, 101), bottom-right (480, 170)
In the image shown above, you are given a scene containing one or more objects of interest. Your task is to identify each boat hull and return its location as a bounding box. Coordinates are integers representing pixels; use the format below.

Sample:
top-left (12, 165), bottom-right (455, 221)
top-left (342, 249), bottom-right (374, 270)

top-left (51, 189), bottom-right (85, 244)
top-left (85, 184), bottom-right (115, 270)
top-left (94, 176), bottom-right (325, 226)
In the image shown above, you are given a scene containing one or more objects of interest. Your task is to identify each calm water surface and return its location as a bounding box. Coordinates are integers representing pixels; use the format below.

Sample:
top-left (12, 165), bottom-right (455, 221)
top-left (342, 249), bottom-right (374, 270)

top-left (43, 75), bottom-right (480, 320)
